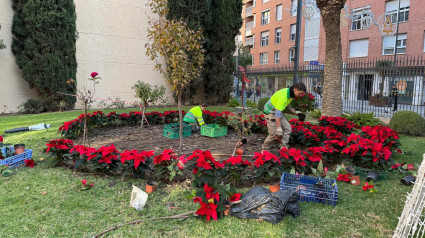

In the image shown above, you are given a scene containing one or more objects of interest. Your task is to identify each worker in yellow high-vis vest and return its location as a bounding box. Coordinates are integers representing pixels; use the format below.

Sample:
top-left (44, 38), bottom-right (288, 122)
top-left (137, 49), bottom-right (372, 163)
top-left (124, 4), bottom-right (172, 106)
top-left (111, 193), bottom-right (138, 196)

top-left (262, 82), bottom-right (306, 151)
top-left (183, 102), bottom-right (208, 132)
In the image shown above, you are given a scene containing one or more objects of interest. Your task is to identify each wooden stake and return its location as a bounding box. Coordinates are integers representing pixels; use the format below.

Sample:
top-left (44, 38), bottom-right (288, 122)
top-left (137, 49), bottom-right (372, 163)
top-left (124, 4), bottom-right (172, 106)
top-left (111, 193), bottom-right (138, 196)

top-left (212, 153), bottom-right (254, 157)
top-left (93, 210), bottom-right (197, 237)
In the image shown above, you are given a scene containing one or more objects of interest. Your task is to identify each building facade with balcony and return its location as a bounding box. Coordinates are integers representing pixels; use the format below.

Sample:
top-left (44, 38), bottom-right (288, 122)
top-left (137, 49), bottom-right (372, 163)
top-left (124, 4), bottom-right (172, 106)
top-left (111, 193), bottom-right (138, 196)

top-left (241, 0), bottom-right (425, 108)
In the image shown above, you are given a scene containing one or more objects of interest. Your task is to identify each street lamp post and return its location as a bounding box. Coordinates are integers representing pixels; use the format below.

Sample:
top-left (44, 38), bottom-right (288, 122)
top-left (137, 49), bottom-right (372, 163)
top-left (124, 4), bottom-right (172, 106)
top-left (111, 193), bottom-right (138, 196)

top-left (293, 0), bottom-right (303, 85)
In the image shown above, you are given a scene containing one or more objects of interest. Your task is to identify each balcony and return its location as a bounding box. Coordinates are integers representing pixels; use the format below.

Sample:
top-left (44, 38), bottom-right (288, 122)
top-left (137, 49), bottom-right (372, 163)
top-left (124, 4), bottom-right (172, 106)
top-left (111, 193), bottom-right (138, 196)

top-left (245, 37), bottom-right (254, 47)
top-left (246, 6), bottom-right (253, 17)
top-left (245, 21), bottom-right (254, 31)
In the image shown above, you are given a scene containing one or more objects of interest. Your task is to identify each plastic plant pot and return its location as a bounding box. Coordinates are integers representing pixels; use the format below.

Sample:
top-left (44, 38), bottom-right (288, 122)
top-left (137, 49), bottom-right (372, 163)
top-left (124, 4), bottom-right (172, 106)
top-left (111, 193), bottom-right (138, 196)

top-left (223, 205), bottom-right (231, 216)
top-left (348, 175), bottom-right (360, 186)
top-left (298, 113), bottom-right (306, 122)
top-left (345, 166), bottom-right (356, 176)
top-left (401, 175), bottom-right (416, 186)
top-left (366, 171), bottom-right (378, 182)
top-left (14, 144), bottom-right (25, 155)
top-left (235, 148), bottom-right (244, 155)
top-left (269, 184), bottom-right (280, 193)
top-left (146, 181), bottom-right (158, 194)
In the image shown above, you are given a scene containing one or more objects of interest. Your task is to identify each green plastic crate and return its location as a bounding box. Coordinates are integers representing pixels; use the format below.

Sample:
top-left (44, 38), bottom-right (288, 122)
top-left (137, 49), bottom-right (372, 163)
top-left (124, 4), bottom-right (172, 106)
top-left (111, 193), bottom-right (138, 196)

top-left (201, 124), bottom-right (228, 138)
top-left (163, 123), bottom-right (192, 139)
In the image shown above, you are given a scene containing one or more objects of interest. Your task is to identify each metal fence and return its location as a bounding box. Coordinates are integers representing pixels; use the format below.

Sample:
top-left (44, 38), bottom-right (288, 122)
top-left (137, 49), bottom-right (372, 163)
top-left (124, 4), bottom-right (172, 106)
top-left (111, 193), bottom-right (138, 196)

top-left (236, 55), bottom-right (425, 118)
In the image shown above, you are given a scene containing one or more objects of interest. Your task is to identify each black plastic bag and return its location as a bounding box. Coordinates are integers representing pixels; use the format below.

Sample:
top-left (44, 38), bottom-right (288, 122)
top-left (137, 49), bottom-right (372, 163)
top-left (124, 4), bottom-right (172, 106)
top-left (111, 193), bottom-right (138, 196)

top-left (229, 186), bottom-right (300, 224)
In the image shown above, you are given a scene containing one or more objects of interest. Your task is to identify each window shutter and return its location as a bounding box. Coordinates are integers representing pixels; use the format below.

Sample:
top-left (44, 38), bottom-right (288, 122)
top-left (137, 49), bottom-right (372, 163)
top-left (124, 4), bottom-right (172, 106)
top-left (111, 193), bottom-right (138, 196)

top-left (349, 39), bottom-right (369, 57)
top-left (383, 36), bottom-right (395, 49)
top-left (276, 5), bottom-right (282, 20)
top-left (386, 1), bottom-right (398, 12)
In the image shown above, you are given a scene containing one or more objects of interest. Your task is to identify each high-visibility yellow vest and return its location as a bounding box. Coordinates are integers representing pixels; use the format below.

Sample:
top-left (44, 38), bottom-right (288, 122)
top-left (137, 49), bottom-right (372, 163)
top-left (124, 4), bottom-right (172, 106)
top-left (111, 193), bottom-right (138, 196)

top-left (183, 106), bottom-right (205, 125)
top-left (263, 88), bottom-right (292, 114)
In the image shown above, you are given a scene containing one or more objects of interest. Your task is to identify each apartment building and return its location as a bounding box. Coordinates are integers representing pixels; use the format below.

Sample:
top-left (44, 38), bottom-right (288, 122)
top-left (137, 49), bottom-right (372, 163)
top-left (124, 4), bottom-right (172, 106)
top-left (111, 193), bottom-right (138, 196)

top-left (243, 0), bottom-right (425, 68)
top-left (241, 0), bottom-right (425, 106)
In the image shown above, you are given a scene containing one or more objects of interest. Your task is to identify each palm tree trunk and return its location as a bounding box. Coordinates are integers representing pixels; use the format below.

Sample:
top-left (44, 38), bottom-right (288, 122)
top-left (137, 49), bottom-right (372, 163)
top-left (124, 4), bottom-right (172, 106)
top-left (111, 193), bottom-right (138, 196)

top-left (317, 0), bottom-right (346, 117)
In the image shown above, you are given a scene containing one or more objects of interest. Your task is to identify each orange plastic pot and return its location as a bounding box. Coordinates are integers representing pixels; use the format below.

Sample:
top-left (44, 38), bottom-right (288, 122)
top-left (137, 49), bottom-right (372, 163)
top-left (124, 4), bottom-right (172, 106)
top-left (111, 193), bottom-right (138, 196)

top-left (348, 175), bottom-right (360, 186)
top-left (223, 205), bottom-right (231, 216)
top-left (14, 144), bottom-right (25, 155)
top-left (235, 148), bottom-right (244, 155)
top-left (269, 184), bottom-right (280, 193)
top-left (146, 181), bottom-right (158, 194)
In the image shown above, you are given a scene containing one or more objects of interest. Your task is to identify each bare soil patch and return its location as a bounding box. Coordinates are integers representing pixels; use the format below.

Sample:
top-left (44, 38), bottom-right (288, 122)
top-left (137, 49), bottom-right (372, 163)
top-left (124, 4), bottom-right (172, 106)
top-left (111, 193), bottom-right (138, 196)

top-left (78, 125), bottom-right (270, 158)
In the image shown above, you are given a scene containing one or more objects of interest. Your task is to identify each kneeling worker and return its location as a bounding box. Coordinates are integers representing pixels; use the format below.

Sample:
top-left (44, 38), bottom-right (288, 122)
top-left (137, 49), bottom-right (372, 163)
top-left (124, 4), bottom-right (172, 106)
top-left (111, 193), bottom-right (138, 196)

top-left (183, 102), bottom-right (208, 132)
top-left (262, 82), bottom-right (306, 151)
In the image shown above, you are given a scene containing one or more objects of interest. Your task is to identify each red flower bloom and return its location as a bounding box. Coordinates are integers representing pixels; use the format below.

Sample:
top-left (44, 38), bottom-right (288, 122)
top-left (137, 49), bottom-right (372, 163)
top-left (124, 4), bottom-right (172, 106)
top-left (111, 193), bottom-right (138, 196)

top-left (337, 174), bottom-right (349, 182)
top-left (193, 197), bottom-right (202, 203)
top-left (0, 136), bottom-right (3, 143)
top-left (229, 193), bottom-right (242, 202)
top-left (81, 179), bottom-right (94, 187)
top-left (204, 183), bottom-right (219, 202)
top-left (195, 201), bottom-right (218, 222)
top-left (362, 182), bottom-right (374, 191)
top-left (391, 164), bottom-right (402, 169)
top-left (24, 159), bottom-right (35, 168)
top-left (91, 72), bottom-right (98, 78)
top-left (407, 164), bottom-right (415, 171)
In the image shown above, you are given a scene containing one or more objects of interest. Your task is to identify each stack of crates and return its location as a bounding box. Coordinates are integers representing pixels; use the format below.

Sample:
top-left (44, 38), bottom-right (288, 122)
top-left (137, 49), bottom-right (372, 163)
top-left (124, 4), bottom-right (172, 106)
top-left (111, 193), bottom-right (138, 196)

top-left (163, 123), bottom-right (192, 139)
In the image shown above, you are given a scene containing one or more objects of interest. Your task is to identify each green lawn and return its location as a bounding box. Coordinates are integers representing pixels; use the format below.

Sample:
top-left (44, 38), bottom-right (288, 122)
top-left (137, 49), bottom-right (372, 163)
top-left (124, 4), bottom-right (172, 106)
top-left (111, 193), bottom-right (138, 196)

top-left (0, 108), bottom-right (424, 237)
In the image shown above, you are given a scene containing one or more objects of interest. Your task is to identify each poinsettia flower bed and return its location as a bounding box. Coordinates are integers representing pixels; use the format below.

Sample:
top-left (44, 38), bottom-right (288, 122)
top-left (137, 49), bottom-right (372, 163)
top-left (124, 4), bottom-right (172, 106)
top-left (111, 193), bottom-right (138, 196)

top-left (53, 113), bottom-right (403, 180)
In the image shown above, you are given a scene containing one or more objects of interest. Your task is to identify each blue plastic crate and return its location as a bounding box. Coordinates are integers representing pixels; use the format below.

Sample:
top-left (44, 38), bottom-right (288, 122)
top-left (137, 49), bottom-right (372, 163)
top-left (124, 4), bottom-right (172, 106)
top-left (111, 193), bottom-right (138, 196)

top-left (0, 147), bottom-right (33, 168)
top-left (280, 173), bottom-right (338, 206)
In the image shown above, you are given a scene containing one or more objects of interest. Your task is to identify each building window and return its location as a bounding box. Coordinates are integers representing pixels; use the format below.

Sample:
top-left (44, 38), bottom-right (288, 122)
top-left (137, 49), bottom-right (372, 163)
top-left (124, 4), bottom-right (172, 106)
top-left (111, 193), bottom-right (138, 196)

top-left (262, 0), bottom-right (270, 3)
top-left (291, 0), bottom-right (297, 17)
top-left (275, 28), bottom-right (281, 44)
top-left (289, 48), bottom-right (295, 62)
top-left (261, 10), bottom-right (270, 25)
top-left (385, 0), bottom-right (409, 24)
top-left (383, 34), bottom-right (407, 55)
top-left (276, 4), bottom-right (282, 21)
top-left (260, 31), bottom-right (269, 46)
top-left (290, 24), bottom-right (296, 41)
top-left (351, 7), bottom-right (372, 31)
top-left (260, 52), bottom-right (268, 65)
top-left (274, 51), bottom-right (280, 64)
top-left (349, 39), bottom-right (369, 57)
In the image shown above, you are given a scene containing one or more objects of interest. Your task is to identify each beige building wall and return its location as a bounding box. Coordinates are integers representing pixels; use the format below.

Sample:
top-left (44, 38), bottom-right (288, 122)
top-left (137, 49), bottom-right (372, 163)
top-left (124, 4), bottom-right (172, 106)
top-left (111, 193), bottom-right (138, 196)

top-left (0, 0), bottom-right (171, 113)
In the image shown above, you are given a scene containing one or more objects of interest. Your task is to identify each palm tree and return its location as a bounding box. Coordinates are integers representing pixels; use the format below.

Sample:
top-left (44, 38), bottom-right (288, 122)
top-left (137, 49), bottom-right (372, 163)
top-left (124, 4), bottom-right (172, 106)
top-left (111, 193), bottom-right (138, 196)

top-left (316, 0), bottom-right (347, 117)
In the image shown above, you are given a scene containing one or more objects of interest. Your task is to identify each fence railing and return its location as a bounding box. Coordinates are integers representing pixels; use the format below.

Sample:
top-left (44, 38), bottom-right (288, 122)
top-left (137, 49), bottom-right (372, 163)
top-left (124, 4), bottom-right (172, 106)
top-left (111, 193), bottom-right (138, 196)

top-left (236, 55), bottom-right (425, 118)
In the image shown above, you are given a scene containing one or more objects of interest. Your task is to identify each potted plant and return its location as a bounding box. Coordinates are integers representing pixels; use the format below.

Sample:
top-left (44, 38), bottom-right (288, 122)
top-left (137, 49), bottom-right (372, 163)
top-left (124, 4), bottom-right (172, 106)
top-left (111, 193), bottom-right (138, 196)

top-left (252, 151), bottom-right (283, 191)
top-left (183, 150), bottom-right (225, 188)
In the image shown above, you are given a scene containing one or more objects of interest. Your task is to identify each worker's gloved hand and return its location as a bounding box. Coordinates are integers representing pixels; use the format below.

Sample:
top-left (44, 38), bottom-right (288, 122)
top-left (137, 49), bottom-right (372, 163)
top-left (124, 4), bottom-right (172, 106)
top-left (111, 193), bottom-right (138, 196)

top-left (295, 111), bottom-right (302, 115)
top-left (276, 126), bottom-right (283, 136)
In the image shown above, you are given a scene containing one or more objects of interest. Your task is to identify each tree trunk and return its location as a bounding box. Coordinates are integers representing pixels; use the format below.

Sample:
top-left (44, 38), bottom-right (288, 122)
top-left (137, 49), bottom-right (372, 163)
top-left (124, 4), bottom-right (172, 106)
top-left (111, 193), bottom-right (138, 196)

top-left (83, 101), bottom-right (89, 146)
top-left (317, 0), bottom-right (346, 117)
top-left (178, 90), bottom-right (183, 148)
top-left (140, 104), bottom-right (146, 129)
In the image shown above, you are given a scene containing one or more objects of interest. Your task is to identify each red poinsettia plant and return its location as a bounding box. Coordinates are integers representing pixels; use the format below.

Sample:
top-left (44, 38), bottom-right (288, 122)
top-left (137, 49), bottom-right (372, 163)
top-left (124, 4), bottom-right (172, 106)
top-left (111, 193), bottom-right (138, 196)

top-left (183, 150), bottom-right (225, 188)
top-left (362, 181), bottom-right (377, 193)
top-left (152, 149), bottom-right (185, 182)
top-left (222, 155), bottom-right (252, 184)
top-left (342, 134), bottom-right (393, 170)
top-left (45, 139), bottom-right (75, 165)
top-left (279, 148), bottom-right (314, 174)
top-left (388, 163), bottom-right (418, 176)
top-left (187, 183), bottom-right (240, 222)
top-left (252, 151), bottom-right (283, 183)
top-left (319, 116), bottom-right (359, 135)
